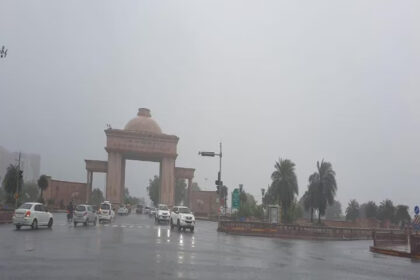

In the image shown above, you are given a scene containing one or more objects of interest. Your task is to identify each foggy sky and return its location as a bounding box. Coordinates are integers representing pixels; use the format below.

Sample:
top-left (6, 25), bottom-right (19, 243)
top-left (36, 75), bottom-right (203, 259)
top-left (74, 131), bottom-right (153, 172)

top-left (1, 1), bottom-right (419, 211)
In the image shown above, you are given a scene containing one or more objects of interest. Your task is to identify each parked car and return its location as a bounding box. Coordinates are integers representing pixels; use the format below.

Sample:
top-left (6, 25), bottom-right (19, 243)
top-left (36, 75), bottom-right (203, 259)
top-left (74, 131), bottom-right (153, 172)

top-left (98, 201), bottom-right (114, 223)
top-left (73, 204), bottom-right (97, 226)
top-left (170, 206), bottom-right (195, 232)
top-left (117, 205), bottom-right (129, 216)
top-left (13, 202), bottom-right (53, 230)
top-left (144, 206), bottom-right (151, 215)
top-left (155, 204), bottom-right (170, 224)
top-left (136, 204), bottom-right (143, 214)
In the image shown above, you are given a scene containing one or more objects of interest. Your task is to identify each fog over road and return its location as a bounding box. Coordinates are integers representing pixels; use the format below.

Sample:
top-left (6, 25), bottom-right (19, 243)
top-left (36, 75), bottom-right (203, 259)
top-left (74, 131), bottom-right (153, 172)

top-left (1, 213), bottom-right (419, 280)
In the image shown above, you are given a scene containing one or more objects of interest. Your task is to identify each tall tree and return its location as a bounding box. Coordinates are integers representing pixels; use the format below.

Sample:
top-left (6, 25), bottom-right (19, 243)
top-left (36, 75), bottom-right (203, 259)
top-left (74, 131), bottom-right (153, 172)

top-left (147, 175), bottom-right (160, 206)
top-left (2, 164), bottom-right (23, 204)
top-left (345, 199), bottom-right (360, 221)
top-left (310, 160), bottom-right (337, 223)
top-left (377, 199), bottom-right (395, 223)
top-left (395, 205), bottom-right (411, 228)
top-left (364, 201), bottom-right (378, 219)
top-left (37, 174), bottom-right (49, 203)
top-left (191, 182), bottom-right (201, 191)
top-left (302, 182), bottom-right (317, 223)
top-left (89, 188), bottom-right (104, 206)
top-left (270, 158), bottom-right (299, 223)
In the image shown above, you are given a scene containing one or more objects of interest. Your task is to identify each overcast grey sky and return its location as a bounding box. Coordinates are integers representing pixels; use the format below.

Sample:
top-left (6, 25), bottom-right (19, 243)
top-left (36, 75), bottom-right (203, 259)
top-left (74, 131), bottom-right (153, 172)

top-left (1, 1), bottom-right (419, 210)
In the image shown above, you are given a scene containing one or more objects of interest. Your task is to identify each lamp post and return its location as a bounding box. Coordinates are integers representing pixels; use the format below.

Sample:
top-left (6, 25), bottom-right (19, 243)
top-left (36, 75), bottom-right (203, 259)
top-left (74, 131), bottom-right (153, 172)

top-left (199, 142), bottom-right (226, 212)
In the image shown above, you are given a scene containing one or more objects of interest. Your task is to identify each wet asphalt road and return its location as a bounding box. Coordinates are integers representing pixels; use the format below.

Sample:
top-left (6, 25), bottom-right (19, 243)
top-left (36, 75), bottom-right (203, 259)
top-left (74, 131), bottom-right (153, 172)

top-left (1, 213), bottom-right (419, 280)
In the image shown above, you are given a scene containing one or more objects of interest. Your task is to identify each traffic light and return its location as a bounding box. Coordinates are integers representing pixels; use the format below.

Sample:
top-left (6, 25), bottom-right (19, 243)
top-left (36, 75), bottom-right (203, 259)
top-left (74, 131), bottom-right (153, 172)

top-left (199, 151), bottom-right (216, 157)
top-left (19, 170), bottom-right (23, 179)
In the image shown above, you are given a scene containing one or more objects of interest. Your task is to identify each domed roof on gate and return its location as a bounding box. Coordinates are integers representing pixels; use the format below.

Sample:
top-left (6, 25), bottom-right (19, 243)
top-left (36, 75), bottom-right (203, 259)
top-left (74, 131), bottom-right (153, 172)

top-left (124, 108), bottom-right (162, 134)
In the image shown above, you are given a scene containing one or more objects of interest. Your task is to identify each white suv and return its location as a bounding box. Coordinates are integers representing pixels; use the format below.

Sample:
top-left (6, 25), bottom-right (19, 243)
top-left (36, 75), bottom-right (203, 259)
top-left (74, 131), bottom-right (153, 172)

top-left (13, 202), bottom-right (54, 230)
top-left (98, 201), bottom-right (114, 223)
top-left (155, 204), bottom-right (170, 223)
top-left (170, 206), bottom-right (195, 232)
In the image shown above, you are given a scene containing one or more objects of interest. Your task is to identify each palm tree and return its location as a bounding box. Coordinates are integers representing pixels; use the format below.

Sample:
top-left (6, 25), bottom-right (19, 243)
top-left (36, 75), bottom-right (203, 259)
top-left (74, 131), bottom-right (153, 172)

top-left (37, 175), bottom-right (49, 202)
top-left (302, 181), bottom-right (318, 223)
top-left (271, 158), bottom-right (298, 222)
top-left (345, 199), bottom-right (360, 221)
top-left (310, 160), bottom-right (337, 223)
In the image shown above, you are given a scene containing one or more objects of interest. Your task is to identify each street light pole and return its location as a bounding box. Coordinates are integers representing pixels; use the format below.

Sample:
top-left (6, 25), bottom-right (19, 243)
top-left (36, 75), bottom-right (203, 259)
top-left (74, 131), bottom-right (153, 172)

top-left (199, 142), bottom-right (226, 212)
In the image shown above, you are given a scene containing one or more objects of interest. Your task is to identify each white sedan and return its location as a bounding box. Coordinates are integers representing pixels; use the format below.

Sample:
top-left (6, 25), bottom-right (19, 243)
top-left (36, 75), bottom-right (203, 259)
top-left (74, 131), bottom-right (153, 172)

top-left (13, 202), bottom-right (54, 230)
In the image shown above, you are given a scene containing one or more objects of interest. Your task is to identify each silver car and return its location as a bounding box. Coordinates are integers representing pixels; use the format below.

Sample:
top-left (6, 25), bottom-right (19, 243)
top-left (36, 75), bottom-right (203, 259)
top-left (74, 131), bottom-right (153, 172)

top-left (73, 204), bottom-right (97, 226)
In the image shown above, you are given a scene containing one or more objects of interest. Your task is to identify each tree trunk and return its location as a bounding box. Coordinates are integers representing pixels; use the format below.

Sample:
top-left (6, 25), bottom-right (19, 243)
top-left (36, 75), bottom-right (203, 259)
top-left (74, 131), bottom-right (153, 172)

top-left (40, 189), bottom-right (43, 201)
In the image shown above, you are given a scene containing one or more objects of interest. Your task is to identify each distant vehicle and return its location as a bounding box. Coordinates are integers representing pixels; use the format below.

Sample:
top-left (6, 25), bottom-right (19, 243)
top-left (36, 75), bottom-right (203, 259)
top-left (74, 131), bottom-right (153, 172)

top-left (149, 208), bottom-right (156, 217)
top-left (136, 204), bottom-right (143, 214)
top-left (117, 205), bottom-right (129, 216)
top-left (98, 201), bottom-right (115, 223)
top-left (73, 204), bottom-right (97, 226)
top-left (170, 206), bottom-right (195, 232)
top-left (155, 204), bottom-right (170, 224)
top-left (144, 206), bottom-right (151, 215)
top-left (13, 202), bottom-right (53, 230)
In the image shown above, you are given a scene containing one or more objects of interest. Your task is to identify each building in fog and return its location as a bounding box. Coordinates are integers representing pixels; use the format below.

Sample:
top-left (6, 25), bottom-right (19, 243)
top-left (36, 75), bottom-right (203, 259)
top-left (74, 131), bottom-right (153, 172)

top-left (190, 191), bottom-right (220, 217)
top-left (0, 146), bottom-right (41, 183)
top-left (44, 178), bottom-right (87, 209)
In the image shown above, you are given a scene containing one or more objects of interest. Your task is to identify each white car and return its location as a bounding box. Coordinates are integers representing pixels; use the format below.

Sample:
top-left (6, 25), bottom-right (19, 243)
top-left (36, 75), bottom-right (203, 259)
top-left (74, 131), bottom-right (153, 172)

top-left (170, 206), bottom-right (195, 232)
top-left (73, 204), bottom-right (97, 226)
top-left (155, 204), bottom-right (170, 223)
top-left (98, 201), bottom-right (115, 223)
top-left (117, 205), bottom-right (129, 216)
top-left (13, 202), bottom-right (54, 230)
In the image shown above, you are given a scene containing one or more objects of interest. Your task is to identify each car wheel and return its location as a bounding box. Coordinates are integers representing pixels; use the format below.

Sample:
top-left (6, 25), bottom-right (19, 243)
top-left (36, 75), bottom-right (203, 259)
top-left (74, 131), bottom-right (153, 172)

top-left (31, 219), bottom-right (38, 230)
top-left (170, 219), bottom-right (174, 229)
top-left (177, 220), bottom-right (181, 232)
top-left (190, 227), bottom-right (194, 232)
top-left (15, 225), bottom-right (21, 230)
top-left (47, 218), bottom-right (53, 228)
top-left (74, 222), bottom-right (77, 227)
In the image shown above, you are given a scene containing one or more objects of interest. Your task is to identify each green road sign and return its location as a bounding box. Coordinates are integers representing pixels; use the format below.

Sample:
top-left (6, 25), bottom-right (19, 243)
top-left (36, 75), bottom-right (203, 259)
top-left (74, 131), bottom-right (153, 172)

top-left (232, 188), bottom-right (240, 209)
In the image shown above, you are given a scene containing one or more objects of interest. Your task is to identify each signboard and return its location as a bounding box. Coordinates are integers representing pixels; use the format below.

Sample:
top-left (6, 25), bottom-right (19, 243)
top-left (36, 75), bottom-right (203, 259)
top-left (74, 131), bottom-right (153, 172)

top-left (231, 189), bottom-right (240, 209)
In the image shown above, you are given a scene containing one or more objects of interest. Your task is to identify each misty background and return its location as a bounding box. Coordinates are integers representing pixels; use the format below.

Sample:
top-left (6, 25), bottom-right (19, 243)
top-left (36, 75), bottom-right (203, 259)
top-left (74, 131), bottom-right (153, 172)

top-left (0, 1), bottom-right (419, 209)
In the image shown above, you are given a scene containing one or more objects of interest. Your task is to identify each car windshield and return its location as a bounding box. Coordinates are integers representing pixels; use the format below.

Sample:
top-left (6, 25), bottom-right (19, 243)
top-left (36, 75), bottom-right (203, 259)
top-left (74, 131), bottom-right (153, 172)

top-left (178, 207), bottom-right (191, 213)
top-left (75, 205), bottom-right (86, 211)
top-left (19, 203), bottom-right (32, 209)
top-left (158, 205), bottom-right (168, 211)
top-left (100, 204), bottom-right (110, 210)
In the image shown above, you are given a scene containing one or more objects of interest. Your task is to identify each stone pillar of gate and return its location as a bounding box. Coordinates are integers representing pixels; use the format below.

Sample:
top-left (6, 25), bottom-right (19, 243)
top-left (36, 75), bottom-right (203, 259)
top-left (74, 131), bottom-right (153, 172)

top-left (106, 152), bottom-right (124, 205)
top-left (160, 157), bottom-right (175, 206)
top-left (120, 159), bottom-right (126, 205)
top-left (86, 171), bottom-right (93, 203)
